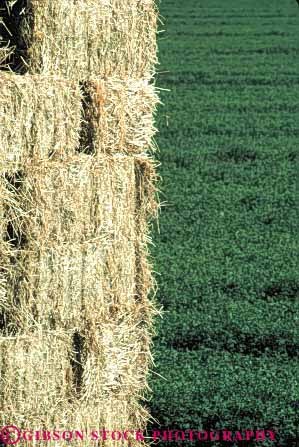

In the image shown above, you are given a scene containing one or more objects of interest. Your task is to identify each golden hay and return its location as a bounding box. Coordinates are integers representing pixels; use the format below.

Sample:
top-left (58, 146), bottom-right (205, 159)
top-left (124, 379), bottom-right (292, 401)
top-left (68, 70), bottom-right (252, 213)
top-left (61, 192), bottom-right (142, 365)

top-left (66, 313), bottom-right (158, 444)
top-left (0, 72), bottom-right (82, 172)
top-left (4, 240), bottom-right (136, 331)
top-left (5, 154), bottom-right (136, 245)
top-left (0, 73), bottom-right (159, 168)
top-left (0, 157), bottom-right (160, 447)
top-left (81, 78), bottom-right (159, 155)
top-left (2, 154), bottom-right (159, 332)
top-left (4, 0), bottom-right (158, 79)
top-left (0, 178), bottom-right (14, 326)
top-left (0, 327), bottom-right (153, 446)
top-left (0, 154), bottom-right (159, 445)
top-left (78, 305), bottom-right (157, 401)
top-left (0, 330), bottom-right (74, 429)
top-left (1, 0), bottom-right (160, 441)
top-left (0, 327), bottom-right (152, 446)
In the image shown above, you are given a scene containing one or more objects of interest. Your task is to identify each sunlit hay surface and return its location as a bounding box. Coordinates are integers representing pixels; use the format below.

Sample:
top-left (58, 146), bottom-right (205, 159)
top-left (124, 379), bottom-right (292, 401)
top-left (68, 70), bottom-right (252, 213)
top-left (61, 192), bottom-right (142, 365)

top-left (79, 303), bottom-right (158, 401)
top-left (0, 73), bottom-right (82, 172)
top-left (0, 154), bottom-right (160, 446)
top-left (2, 0), bottom-right (158, 79)
top-left (81, 79), bottom-right (159, 155)
top-left (0, 330), bottom-right (74, 429)
top-left (0, 73), bottom-right (159, 169)
top-left (0, 326), bottom-right (153, 446)
top-left (1, 155), bottom-right (159, 333)
top-left (0, 73), bottom-right (82, 171)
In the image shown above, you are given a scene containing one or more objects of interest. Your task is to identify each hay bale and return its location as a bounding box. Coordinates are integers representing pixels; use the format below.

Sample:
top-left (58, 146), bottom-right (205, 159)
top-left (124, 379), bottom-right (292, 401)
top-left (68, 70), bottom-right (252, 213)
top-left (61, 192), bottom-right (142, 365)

top-left (5, 154), bottom-right (136, 245)
top-left (79, 307), bottom-right (156, 400)
top-left (2, 154), bottom-right (158, 331)
top-left (4, 240), bottom-right (137, 331)
top-left (0, 330), bottom-right (74, 429)
top-left (0, 73), bottom-right (82, 172)
top-left (81, 79), bottom-right (159, 155)
top-left (66, 311), bottom-right (158, 444)
top-left (3, 0), bottom-right (157, 79)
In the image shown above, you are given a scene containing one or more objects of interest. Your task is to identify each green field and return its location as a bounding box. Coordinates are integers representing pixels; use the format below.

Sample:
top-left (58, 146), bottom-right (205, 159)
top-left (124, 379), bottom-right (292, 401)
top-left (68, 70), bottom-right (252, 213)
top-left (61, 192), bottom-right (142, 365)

top-left (148, 0), bottom-right (299, 445)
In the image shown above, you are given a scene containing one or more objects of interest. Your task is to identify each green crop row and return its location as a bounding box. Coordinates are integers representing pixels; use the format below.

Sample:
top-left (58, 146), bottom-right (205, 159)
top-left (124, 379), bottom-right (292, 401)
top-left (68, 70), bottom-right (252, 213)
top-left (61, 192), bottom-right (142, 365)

top-left (156, 297), bottom-right (299, 355)
top-left (148, 347), bottom-right (299, 446)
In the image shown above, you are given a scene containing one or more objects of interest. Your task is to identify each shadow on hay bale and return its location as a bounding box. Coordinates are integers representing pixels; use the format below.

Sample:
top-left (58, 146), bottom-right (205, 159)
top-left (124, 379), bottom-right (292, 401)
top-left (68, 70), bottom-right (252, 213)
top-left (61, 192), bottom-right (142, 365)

top-left (0, 0), bottom-right (28, 72)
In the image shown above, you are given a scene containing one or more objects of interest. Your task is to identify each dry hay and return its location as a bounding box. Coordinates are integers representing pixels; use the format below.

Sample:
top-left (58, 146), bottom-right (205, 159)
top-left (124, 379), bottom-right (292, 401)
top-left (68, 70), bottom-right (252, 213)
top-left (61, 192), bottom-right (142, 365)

top-left (0, 155), bottom-right (159, 445)
top-left (1, 154), bottom-right (159, 333)
top-left (0, 323), bottom-right (155, 446)
top-left (78, 304), bottom-right (157, 405)
top-left (0, 327), bottom-right (153, 446)
top-left (2, 0), bottom-right (158, 79)
top-left (70, 157), bottom-right (160, 446)
top-left (0, 177), bottom-right (14, 328)
top-left (0, 155), bottom-right (160, 446)
top-left (0, 72), bottom-right (82, 172)
top-left (65, 313), bottom-right (158, 445)
top-left (0, 73), bottom-right (159, 167)
top-left (81, 78), bottom-right (159, 155)
top-left (0, 1), bottom-right (15, 69)
top-left (0, 330), bottom-right (74, 430)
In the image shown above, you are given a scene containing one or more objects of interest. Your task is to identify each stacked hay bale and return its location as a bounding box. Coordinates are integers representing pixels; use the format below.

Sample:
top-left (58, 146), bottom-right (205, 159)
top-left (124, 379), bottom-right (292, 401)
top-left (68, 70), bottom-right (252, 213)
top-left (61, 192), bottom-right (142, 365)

top-left (0, 1), bottom-right (159, 445)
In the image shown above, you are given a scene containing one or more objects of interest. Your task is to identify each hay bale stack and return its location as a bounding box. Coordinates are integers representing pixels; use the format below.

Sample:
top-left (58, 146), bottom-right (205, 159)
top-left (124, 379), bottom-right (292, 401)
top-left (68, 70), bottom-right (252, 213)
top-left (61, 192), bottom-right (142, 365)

top-left (0, 0), bottom-right (159, 440)
top-left (0, 73), bottom-right (82, 171)
top-left (1, 0), bottom-right (158, 79)
top-left (0, 154), bottom-right (159, 443)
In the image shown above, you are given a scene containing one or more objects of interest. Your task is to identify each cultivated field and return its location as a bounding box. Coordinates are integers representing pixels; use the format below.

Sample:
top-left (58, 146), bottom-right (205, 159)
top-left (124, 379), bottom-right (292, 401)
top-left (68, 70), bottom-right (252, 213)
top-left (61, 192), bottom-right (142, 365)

top-left (149, 0), bottom-right (299, 445)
